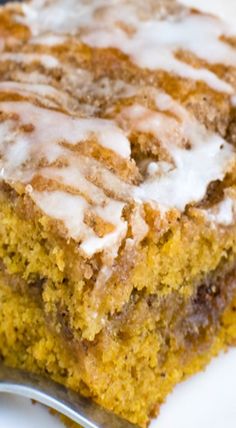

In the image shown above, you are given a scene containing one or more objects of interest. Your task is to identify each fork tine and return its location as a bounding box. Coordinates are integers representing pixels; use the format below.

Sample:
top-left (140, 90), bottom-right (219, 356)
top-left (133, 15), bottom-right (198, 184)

top-left (0, 363), bottom-right (137, 428)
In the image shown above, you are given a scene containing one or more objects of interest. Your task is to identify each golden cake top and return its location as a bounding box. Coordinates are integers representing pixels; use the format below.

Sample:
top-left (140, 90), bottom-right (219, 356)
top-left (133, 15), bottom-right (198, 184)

top-left (0, 0), bottom-right (236, 266)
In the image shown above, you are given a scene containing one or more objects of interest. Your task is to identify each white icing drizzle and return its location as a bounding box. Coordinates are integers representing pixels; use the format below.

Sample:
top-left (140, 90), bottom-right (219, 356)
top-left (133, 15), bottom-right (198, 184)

top-left (0, 101), bottom-right (130, 260)
top-left (80, 200), bottom-right (127, 258)
top-left (17, 0), bottom-right (236, 93)
top-left (134, 141), bottom-right (232, 211)
top-left (0, 52), bottom-right (60, 69)
top-left (119, 103), bottom-right (186, 149)
top-left (31, 33), bottom-right (66, 46)
top-left (204, 197), bottom-right (236, 226)
top-left (0, 0), bottom-right (234, 264)
top-left (84, 15), bottom-right (234, 94)
top-left (0, 101), bottom-right (130, 160)
top-left (19, 0), bottom-right (97, 36)
top-left (32, 190), bottom-right (127, 261)
top-left (0, 93), bottom-right (234, 252)
top-left (0, 81), bottom-right (70, 109)
top-left (179, 0), bottom-right (236, 29)
top-left (147, 161), bottom-right (173, 177)
top-left (122, 92), bottom-right (234, 211)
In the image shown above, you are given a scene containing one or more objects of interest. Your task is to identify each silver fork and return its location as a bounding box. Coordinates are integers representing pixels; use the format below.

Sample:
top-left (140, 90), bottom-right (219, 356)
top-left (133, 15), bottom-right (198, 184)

top-left (0, 363), bottom-right (137, 428)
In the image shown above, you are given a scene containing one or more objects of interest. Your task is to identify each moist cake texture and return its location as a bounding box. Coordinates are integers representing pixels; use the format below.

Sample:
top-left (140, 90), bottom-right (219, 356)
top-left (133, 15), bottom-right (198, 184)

top-left (0, 0), bottom-right (236, 426)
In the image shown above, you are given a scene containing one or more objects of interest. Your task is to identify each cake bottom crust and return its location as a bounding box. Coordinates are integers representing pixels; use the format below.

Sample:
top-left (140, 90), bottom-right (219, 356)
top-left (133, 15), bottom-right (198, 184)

top-left (1, 261), bottom-right (236, 427)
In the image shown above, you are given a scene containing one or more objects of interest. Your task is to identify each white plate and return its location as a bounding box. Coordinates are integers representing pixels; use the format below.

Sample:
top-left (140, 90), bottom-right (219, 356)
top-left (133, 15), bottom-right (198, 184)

top-left (0, 348), bottom-right (236, 428)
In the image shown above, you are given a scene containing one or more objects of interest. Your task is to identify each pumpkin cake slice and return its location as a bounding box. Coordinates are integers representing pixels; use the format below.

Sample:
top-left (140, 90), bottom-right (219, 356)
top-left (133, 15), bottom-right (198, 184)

top-left (0, 0), bottom-right (236, 427)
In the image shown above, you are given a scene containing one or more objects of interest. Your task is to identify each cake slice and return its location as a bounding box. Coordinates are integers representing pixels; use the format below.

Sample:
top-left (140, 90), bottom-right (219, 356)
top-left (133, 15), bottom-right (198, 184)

top-left (0, 0), bottom-right (236, 426)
